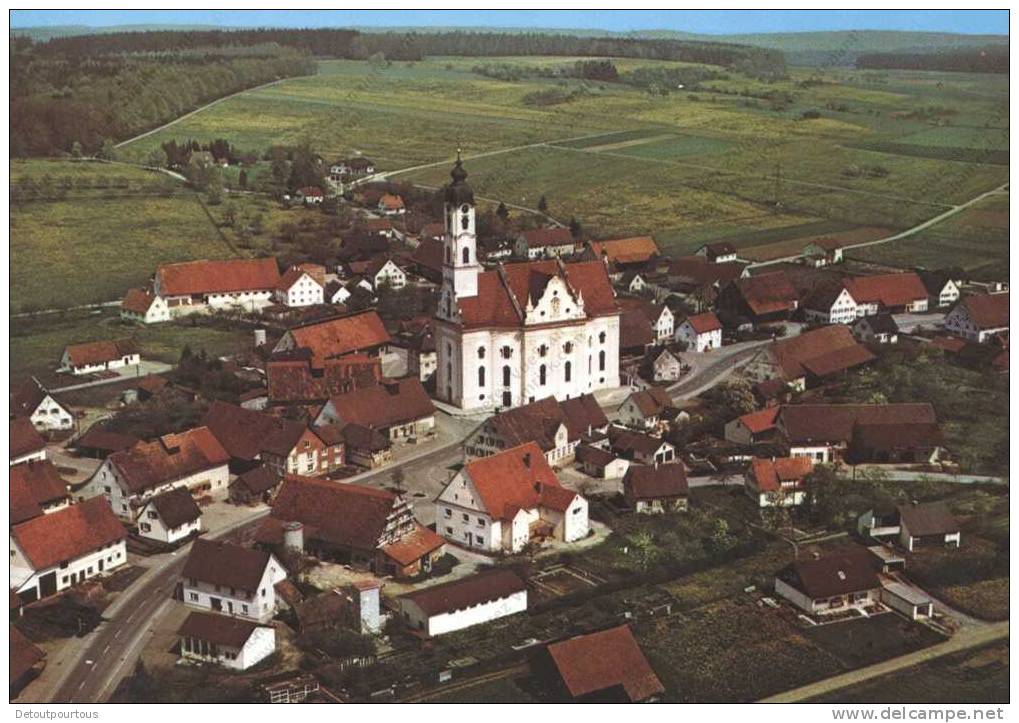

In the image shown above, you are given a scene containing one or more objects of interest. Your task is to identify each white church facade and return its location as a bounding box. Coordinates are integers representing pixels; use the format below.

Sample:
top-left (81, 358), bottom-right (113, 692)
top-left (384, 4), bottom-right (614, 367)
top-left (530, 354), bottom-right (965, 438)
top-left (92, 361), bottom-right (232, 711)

top-left (433, 157), bottom-right (621, 412)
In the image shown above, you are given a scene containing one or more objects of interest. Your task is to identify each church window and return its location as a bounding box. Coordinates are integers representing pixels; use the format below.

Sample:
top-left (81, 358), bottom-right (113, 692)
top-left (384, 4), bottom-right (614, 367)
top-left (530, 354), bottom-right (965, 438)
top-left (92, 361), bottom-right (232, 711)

top-left (599, 331), bottom-right (606, 344)
top-left (461, 214), bottom-right (470, 230)
top-left (599, 350), bottom-right (606, 371)
top-left (462, 246), bottom-right (470, 264)
top-left (502, 366), bottom-right (511, 386)
top-left (477, 346), bottom-right (486, 359)
top-left (461, 205), bottom-right (470, 214)
top-left (563, 341), bottom-right (573, 354)
top-left (539, 365), bottom-right (547, 386)
top-left (538, 344), bottom-right (548, 357)
top-left (564, 361), bottom-right (572, 383)
top-left (478, 366), bottom-right (485, 386)
top-left (500, 346), bottom-right (512, 359)
top-left (588, 356), bottom-right (592, 374)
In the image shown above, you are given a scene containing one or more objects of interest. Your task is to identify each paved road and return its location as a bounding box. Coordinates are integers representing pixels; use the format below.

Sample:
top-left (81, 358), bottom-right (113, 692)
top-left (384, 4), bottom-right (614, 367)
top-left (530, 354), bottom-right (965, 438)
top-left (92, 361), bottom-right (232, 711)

top-left (666, 339), bottom-right (771, 400)
top-left (759, 621), bottom-right (1010, 703)
top-left (50, 362), bottom-right (173, 394)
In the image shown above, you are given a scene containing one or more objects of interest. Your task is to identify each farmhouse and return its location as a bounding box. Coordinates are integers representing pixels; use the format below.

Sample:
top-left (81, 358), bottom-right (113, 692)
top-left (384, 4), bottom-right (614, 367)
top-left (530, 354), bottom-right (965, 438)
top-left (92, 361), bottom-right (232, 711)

top-left (943, 293), bottom-right (1009, 343)
top-left (515, 227), bottom-right (578, 259)
top-left (623, 463), bottom-right (689, 513)
top-left (436, 442), bottom-right (588, 554)
top-left (228, 466), bottom-right (281, 505)
top-left (10, 417), bottom-right (47, 466)
top-left (801, 285), bottom-right (858, 325)
top-left (858, 501), bottom-right (961, 552)
top-left (774, 547), bottom-right (882, 617)
top-left (434, 159), bottom-right (621, 412)
top-left (83, 426), bottom-right (230, 521)
top-left (398, 568), bottom-right (528, 637)
top-left (257, 475), bottom-right (445, 578)
top-left (378, 193), bottom-right (405, 215)
top-left (154, 257), bottom-right (282, 315)
top-left (801, 238), bottom-right (845, 267)
top-left (575, 443), bottom-right (630, 479)
top-left (724, 406), bottom-right (780, 446)
top-left (275, 265), bottom-right (325, 307)
top-left (617, 386), bottom-right (676, 432)
top-left (742, 325), bottom-right (875, 391)
top-left (204, 400), bottom-right (344, 476)
top-left (745, 456), bottom-right (813, 507)
top-left (362, 256), bottom-right (407, 289)
top-left (120, 288), bottom-right (171, 324)
top-left (675, 311), bottom-right (723, 351)
top-left (718, 271), bottom-right (799, 324)
top-left (266, 351), bottom-right (381, 407)
top-left (542, 624), bottom-right (664, 703)
top-left (608, 426), bottom-right (676, 465)
top-left (843, 272), bottom-right (929, 315)
top-left (72, 426), bottom-right (139, 459)
top-left (667, 255), bottom-right (748, 307)
top-left (918, 270), bottom-right (962, 308)
top-left (273, 310), bottom-right (391, 368)
top-left (59, 339), bottom-right (140, 376)
top-left (463, 393), bottom-right (608, 464)
top-left (696, 242), bottom-right (738, 264)
top-left (181, 539), bottom-right (287, 623)
top-left (313, 377), bottom-right (436, 441)
top-left (10, 497), bottom-right (127, 603)
top-left (648, 348), bottom-right (682, 382)
top-left (585, 235), bottom-right (660, 269)
top-left (10, 378), bottom-right (74, 432)
top-left (135, 487), bottom-right (203, 544)
top-left (178, 611), bottom-right (276, 671)
top-left (852, 313), bottom-right (899, 344)
top-left (10, 461), bottom-right (71, 524)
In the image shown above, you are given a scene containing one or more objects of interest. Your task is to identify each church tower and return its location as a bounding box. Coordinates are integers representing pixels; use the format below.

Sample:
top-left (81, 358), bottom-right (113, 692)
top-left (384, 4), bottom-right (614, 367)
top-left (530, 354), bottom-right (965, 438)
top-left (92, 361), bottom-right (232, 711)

top-left (439, 154), bottom-right (480, 320)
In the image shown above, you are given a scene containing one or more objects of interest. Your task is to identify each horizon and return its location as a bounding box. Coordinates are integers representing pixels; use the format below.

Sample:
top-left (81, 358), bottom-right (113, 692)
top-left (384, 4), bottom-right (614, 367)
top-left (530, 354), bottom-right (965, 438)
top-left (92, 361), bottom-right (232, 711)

top-left (9, 9), bottom-right (1010, 36)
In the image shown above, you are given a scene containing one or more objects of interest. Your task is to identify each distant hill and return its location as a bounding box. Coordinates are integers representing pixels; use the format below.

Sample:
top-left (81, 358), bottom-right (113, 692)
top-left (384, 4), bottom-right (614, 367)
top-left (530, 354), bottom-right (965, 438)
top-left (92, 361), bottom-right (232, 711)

top-left (10, 23), bottom-right (228, 41)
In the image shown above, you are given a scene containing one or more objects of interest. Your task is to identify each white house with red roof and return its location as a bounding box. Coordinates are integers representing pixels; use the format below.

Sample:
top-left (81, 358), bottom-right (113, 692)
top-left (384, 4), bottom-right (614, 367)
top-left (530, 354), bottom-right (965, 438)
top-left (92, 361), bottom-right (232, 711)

top-left (120, 288), bottom-right (171, 324)
top-left (275, 265), bottom-right (325, 307)
top-left (433, 158), bottom-right (621, 412)
top-left (745, 456), bottom-right (813, 507)
top-left (154, 257), bottom-right (282, 316)
top-left (10, 497), bottom-right (127, 602)
top-left (295, 186), bottom-right (324, 205)
top-left (378, 193), bottom-right (405, 216)
top-left (674, 311), bottom-right (723, 352)
top-left (944, 293), bottom-right (1009, 343)
top-left (435, 441), bottom-right (588, 553)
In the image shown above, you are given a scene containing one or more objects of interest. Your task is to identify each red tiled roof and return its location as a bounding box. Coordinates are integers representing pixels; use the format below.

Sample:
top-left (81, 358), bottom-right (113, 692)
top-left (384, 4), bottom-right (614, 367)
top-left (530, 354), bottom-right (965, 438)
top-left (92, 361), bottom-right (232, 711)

top-left (108, 426), bottom-right (229, 494)
top-left (182, 539), bottom-right (273, 593)
top-left (482, 394), bottom-right (608, 454)
top-left (623, 463), bottom-right (688, 500)
top-left (298, 186), bottom-right (324, 197)
top-left (10, 625), bottom-right (45, 685)
top-left (737, 406), bottom-right (781, 434)
top-left (843, 273), bottom-right (927, 308)
top-left (684, 311), bottom-right (722, 334)
top-left (627, 386), bottom-right (672, 417)
top-left (121, 288), bottom-right (158, 314)
top-left (382, 523), bottom-right (446, 567)
top-left (588, 236), bottom-right (659, 265)
top-left (778, 403), bottom-right (937, 444)
top-left (749, 456), bottom-right (813, 493)
top-left (669, 256), bottom-right (746, 289)
top-left (608, 427), bottom-right (670, 458)
top-left (278, 265), bottom-right (323, 292)
top-left (768, 325), bottom-right (873, 380)
top-left (520, 227), bottom-right (574, 248)
top-left (10, 417), bottom-right (46, 460)
top-left (457, 260), bottom-right (618, 330)
top-left (266, 353), bottom-right (381, 404)
top-left (462, 442), bottom-right (575, 521)
top-left (323, 378), bottom-right (435, 430)
top-left (73, 426), bottom-right (140, 454)
top-left (400, 568), bottom-right (526, 616)
top-left (778, 546), bottom-right (880, 600)
top-left (547, 625), bottom-right (664, 702)
top-left (204, 400), bottom-right (314, 461)
top-left (733, 272), bottom-right (799, 316)
top-left (156, 257), bottom-right (281, 297)
top-left (959, 293), bottom-right (1009, 330)
top-left (619, 309), bottom-right (654, 350)
top-left (282, 311), bottom-right (391, 367)
top-left (379, 193), bottom-right (404, 210)
top-left (12, 497), bottom-right (126, 570)
top-left (64, 339), bottom-right (139, 367)
top-left (800, 344), bottom-right (876, 378)
top-left (10, 461), bottom-right (69, 524)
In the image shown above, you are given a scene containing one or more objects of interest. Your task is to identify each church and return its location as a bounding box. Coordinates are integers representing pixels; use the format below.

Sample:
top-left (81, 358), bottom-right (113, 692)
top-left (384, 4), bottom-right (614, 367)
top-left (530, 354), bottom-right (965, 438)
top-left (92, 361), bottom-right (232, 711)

top-left (434, 156), bottom-right (621, 412)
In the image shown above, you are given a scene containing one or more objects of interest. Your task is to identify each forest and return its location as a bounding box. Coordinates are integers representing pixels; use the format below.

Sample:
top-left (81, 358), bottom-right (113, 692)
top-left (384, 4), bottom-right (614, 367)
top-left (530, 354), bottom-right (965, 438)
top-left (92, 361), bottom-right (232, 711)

top-left (856, 46), bottom-right (1008, 74)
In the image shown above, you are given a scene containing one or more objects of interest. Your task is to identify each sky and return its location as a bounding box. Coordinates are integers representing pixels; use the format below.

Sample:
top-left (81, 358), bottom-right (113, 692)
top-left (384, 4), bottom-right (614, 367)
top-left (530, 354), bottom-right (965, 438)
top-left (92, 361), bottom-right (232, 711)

top-left (8, 9), bottom-right (1010, 35)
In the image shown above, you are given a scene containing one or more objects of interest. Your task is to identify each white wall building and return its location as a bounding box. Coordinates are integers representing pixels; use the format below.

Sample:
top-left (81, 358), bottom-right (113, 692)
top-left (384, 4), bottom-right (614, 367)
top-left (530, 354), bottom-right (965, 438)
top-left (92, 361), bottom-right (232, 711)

top-left (181, 539), bottom-right (287, 623)
top-left (674, 312), bottom-right (723, 352)
top-left (178, 612), bottom-right (276, 670)
top-left (135, 487), bottom-right (203, 544)
top-left (276, 267), bottom-right (325, 307)
top-left (398, 569), bottom-right (527, 637)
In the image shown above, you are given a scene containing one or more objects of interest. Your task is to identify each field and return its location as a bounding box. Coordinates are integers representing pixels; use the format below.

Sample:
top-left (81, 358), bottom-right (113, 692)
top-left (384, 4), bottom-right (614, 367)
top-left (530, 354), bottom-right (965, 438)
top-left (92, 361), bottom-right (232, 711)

top-left (108, 57), bottom-right (1007, 258)
top-left (811, 642), bottom-right (1009, 704)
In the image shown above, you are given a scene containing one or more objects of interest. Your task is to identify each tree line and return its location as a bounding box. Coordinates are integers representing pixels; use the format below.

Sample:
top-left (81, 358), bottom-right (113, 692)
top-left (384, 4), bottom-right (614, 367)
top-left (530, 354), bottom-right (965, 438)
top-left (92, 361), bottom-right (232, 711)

top-left (857, 46), bottom-right (1008, 74)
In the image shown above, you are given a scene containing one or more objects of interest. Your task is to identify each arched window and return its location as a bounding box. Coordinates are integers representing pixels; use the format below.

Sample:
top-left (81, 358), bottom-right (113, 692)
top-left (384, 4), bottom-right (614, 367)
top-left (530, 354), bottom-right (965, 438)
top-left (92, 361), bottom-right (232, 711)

top-left (588, 356), bottom-right (592, 374)
top-left (462, 246), bottom-right (470, 264)
top-left (563, 341), bottom-right (573, 354)
top-left (538, 344), bottom-right (548, 357)
top-left (501, 346), bottom-right (512, 359)
top-left (478, 366), bottom-right (485, 387)
top-left (599, 331), bottom-right (606, 344)
top-left (599, 350), bottom-right (606, 371)
top-left (564, 361), bottom-right (572, 383)
top-left (539, 365), bottom-right (547, 386)
top-left (461, 214), bottom-right (470, 230)
top-left (502, 365), bottom-right (511, 387)
top-left (477, 346), bottom-right (486, 360)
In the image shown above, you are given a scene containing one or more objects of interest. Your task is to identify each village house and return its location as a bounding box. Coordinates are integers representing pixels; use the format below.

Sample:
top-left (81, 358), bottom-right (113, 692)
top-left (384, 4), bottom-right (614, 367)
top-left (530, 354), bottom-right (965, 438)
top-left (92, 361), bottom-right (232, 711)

top-left (674, 311), bottom-right (723, 352)
top-left (204, 400), bottom-right (344, 477)
top-left (58, 339), bottom-right (140, 376)
top-left (696, 242), bottom-right (738, 264)
top-left (801, 238), bottom-right (845, 267)
top-left (135, 487), bottom-right (203, 544)
top-left (608, 426), bottom-right (676, 465)
top-left (463, 393), bottom-right (608, 465)
top-left (852, 313), bottom-right (900, 344)
top-left (400, 321), bottom-right (438, 383)
top-left (618, 271), bottom-right (647, 294)
top-left (275, 265), bottom-right (325, 307)
top-left (409, 237), bottom-right (444, 284)
top-left (295, 186), bottom-right (325, 205)
top-left (272, 310), bottom-right (391, 367)
top-left (858, 501), bottom-right (961, 552)
top-left (434, 161), bottom-right (621, 412)
top-left (774, 547), bottom-right (882, 617)
top-left (10, 417), bottom-right (47, 466)
top-left (776, 402), bottom-right (940, 464)
top-left (378, 193), bottom-right (405, 216)
top-left (801, 284), bottom-right (859, 325)
top-left (584, 236), bottom-right (661, 271)
top-left (228, 466), bottom-right (281, 506)
top-left (10, 460), bottom-right (72, 525)
top-left (72, 426), bottom-right (139, 460)
top-left (10, 497), bottom-right (127, 603)
top-left (10, 378), bottom-right (74, 432)
top-left (177, 611), bottom-right (276, 671)
top-left (120, 287), bottom-right (171, 324)
top-left (724, 406), bottom-right (780, 446)
top-left (257, 475), bottom-right (445, 578)
top-left (326, 276), bottom-right (374, 305)
top-left (398, 568), bottom-right (528, 638)
top-left (648, 348), bottom-right (682, 383)
top-left (154, 257), bottom-right (282, 316)
top-left (843, 272), bottom-right (929, 316)
top-left (918, 270), bottom-right (962, 308)
top-left (619, 307), bottom-right (656, 357)
top-left (718, 271), bottom-right (799, 324)
top-left (943, 293), bottom-right (1009, 343)
top-left (294, 581), bottom-right (381, 635)
top-left (741, 325), bottom-right (875, 391)
top-left (363, 256), bottom-right (407, 289)
top-left (745, 456), bottom-right (813, 507)
top-left (667, 255), bottom-right (749, 311)
top-left (364, 217), bottom-right (395, 239)
top-left (266, 350), bottom-right (382, 408)
top-left (313, 377), bottom-right (436, 441)
top-left (181, 539), bottom-right (287, 623)
top-left (541, 624), bottom-right (664, 703)
top-left (623, 463), bottom-right (689, 513)
top-left (11, 626), bottom-right (46, 697)
top-left (575, 443), bottom-right (630, 479)
top-left (617, 386), bottom-right (677, 432)
top-left (82, 426), bottom-right (230, 521)
top-left (331, 157), bottom-right (375, 179)
top-left (514, 227), bottom-right (578, 259)
top-left (436, 442), bottom-right (588, 554)
top-left (330, 423), bottom-right (392, 469)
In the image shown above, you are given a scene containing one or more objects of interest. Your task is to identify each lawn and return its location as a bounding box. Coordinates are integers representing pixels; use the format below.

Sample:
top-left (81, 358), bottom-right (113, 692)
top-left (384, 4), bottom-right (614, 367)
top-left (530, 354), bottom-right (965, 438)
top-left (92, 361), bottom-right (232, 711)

top-left (10, 192), bottom-right (237, 311)
top-left (810, 642), bottom-right (1010, 704)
